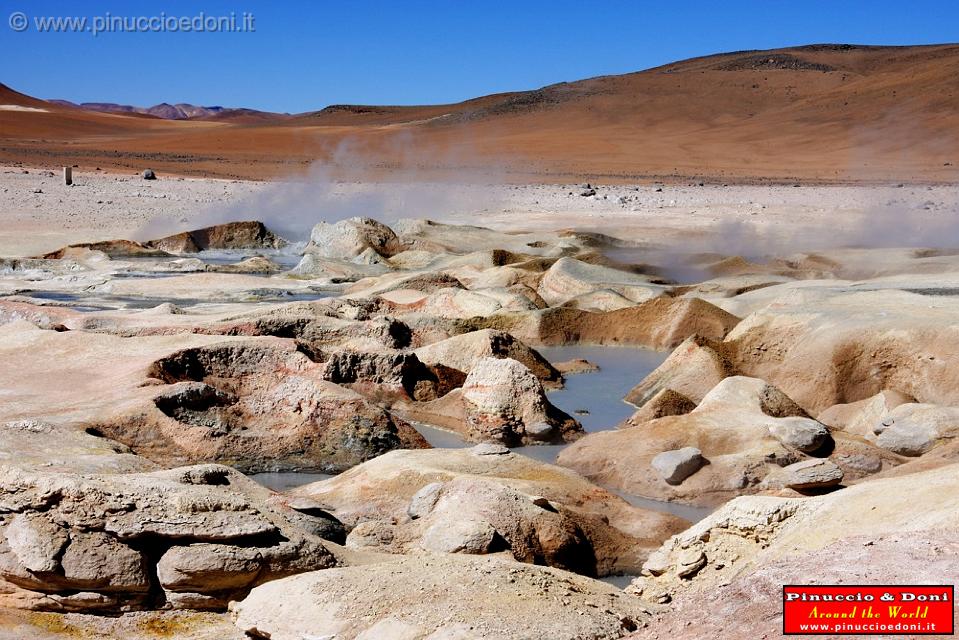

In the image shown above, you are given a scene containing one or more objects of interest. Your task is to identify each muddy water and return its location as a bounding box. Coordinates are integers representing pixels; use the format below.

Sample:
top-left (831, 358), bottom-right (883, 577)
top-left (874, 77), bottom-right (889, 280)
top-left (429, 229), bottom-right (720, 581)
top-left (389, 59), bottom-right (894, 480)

top-left (537, 345), bottom-right (667, 433)
top-left (1, 247), bottom-right (324, 312)
top-left (9, 288), bottom-right (333, 311)
top-left (250, 472), bottom-right (334, 492)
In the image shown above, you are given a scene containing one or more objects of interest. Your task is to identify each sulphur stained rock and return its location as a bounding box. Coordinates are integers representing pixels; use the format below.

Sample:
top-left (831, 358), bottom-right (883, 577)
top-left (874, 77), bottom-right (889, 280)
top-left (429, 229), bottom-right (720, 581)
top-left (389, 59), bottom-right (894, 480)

top-left (721, 288), bottom-right (959, 414)
top-left (626, 463), bottom-right (959, 637)
top-left (624, 335), bottom-right (738, 406)
top-left (487, 297), bottom-right (740, 350)
top-left (622, 389), bottom-right (696, 426)
top-left (536, 256), bottom-right (664, 306)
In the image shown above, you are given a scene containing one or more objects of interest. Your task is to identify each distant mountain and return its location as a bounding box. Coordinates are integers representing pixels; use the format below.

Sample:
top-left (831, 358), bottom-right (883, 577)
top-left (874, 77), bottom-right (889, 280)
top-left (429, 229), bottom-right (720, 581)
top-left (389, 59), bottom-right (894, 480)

top-left (48, 99), bottom-right (286, 121)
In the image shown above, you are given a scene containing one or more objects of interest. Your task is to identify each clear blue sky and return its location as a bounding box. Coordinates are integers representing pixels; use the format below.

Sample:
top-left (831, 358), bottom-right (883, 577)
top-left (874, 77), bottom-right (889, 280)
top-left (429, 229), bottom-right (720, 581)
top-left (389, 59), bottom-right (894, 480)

top-left (1, 1), bottom-right (956, 113)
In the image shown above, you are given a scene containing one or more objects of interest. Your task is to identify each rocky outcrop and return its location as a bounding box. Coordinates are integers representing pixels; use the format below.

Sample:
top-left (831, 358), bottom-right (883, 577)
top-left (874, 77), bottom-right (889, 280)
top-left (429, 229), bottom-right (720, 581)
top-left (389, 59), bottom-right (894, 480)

top-left (817, 389), bottom-right (914, 439)
top-left (536, 257), bottom-right (665, 307)
top-left (621, 389), bottom-right (695, 426)
top-left (483, 297), bottom-right (740, 349)
top-left (624, 335), bottom-right (738, 407)
top-left (293, 446), bottom-right (686, 576)
top-left (0, 464), bottom-right (339, 613)
top-left (92, 340), bottom-right (429, 473)
top-left (40, 239), bottom-right (169, 260)
top-left (232, 554), bottom-right (653, 640)
top-left (558, 377), bottom-right (892, 505)
top-left (145, 221), bottom-right (286, 253)
top-left (629, 533), bottom-right (959, 640)
top-left (397, 357), bottom-right (582, 446)
top-left (626, 464), bottom-right (959, 638)
top-left (413, 328), bottom-right (563, 387)
top-left (722, 289), bottom-right (959, 413)
top-left (0, 419), bottom-right (154, 474)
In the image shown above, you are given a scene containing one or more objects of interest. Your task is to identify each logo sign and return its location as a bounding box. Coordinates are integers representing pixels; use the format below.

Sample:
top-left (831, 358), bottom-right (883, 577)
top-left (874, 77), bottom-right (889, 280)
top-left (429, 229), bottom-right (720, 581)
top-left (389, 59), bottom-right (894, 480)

top-left (783, 585), bottom-right (954, 635)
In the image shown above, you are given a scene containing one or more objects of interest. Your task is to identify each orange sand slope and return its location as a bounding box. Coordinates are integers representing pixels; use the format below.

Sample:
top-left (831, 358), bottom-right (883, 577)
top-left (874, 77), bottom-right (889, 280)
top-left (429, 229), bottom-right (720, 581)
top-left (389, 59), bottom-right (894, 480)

top-left (1, 43), bottom-right (958, 183)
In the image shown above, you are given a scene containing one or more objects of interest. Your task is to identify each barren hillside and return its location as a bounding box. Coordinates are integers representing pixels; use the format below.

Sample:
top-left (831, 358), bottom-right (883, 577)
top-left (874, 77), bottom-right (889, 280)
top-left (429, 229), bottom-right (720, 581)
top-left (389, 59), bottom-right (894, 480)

top-left (2, 43), bottom-right (958, 182)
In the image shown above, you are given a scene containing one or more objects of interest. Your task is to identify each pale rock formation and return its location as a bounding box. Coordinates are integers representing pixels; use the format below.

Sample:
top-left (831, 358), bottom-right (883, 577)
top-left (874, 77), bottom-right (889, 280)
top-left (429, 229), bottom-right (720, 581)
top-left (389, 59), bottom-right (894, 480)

top-left (231, 554), bottom-right (653, 640)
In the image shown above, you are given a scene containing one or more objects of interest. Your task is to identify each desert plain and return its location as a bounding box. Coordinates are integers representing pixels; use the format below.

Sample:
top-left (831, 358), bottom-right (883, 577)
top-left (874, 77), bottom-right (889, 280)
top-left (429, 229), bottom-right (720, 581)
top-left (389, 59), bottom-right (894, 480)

top-left (0, 44), bottom-right (958, 640)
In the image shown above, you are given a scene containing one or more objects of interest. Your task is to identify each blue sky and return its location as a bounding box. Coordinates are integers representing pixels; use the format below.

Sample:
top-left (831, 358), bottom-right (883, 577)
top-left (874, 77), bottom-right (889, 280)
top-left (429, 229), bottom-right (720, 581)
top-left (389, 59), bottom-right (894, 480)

top-left (1, 1), bottom-right (956, 112)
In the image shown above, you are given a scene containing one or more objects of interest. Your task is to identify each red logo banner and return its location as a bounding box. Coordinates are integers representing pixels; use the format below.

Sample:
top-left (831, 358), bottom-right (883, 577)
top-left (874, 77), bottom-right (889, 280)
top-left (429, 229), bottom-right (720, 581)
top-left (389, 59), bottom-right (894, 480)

top-left (783, 585), bottom-right (954, 635)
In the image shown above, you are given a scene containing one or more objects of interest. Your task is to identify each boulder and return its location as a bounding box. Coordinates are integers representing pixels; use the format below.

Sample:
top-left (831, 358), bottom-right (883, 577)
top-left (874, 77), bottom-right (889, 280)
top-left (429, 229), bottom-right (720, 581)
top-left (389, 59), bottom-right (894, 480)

top-left (419, 514), bottom-right (500, 555)
top-left (4, 513), bottom-right (68, 573)
top-left (772, 458), bottom-right (844, 490)
top-left (460, 357), bottom-right (582, 445)
top-left (231, 555), bottom-right (652, 640)
top-left (145, 221), bottom-right (286, 253)
top-left (651, 448), bottom-right (705, 485)
top-left (766, 417), bottom-right (831, 453)
top-left (307, 217), bottom-right (401, 260)
top-left (872, 403), bottom-right (959, 456)
top-left (406, 482), bottom-right (444, 520)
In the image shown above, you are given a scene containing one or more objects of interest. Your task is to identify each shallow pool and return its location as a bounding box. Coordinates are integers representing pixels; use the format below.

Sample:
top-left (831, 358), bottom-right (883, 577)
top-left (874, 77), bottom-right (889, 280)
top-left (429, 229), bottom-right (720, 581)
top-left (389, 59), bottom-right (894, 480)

top-left (537, 345), bottom-right (667, 433)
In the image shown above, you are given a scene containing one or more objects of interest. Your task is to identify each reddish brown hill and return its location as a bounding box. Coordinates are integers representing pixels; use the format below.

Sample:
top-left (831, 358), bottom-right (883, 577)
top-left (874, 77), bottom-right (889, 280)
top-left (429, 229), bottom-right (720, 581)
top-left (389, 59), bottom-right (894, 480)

top-left (1, 44), bottom-right (958, 182)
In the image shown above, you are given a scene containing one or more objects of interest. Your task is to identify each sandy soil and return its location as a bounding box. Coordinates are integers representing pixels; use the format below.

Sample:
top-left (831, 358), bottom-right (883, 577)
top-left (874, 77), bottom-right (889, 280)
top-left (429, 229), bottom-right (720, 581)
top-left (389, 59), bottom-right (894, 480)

top-left (2, 165), bottom-right (957, 258)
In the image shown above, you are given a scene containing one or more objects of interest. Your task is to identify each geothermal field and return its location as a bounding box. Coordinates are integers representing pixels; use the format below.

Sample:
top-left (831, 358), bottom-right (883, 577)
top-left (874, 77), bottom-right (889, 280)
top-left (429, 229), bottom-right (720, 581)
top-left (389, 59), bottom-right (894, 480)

top-left (0, 40), bottom-right (958, 640)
